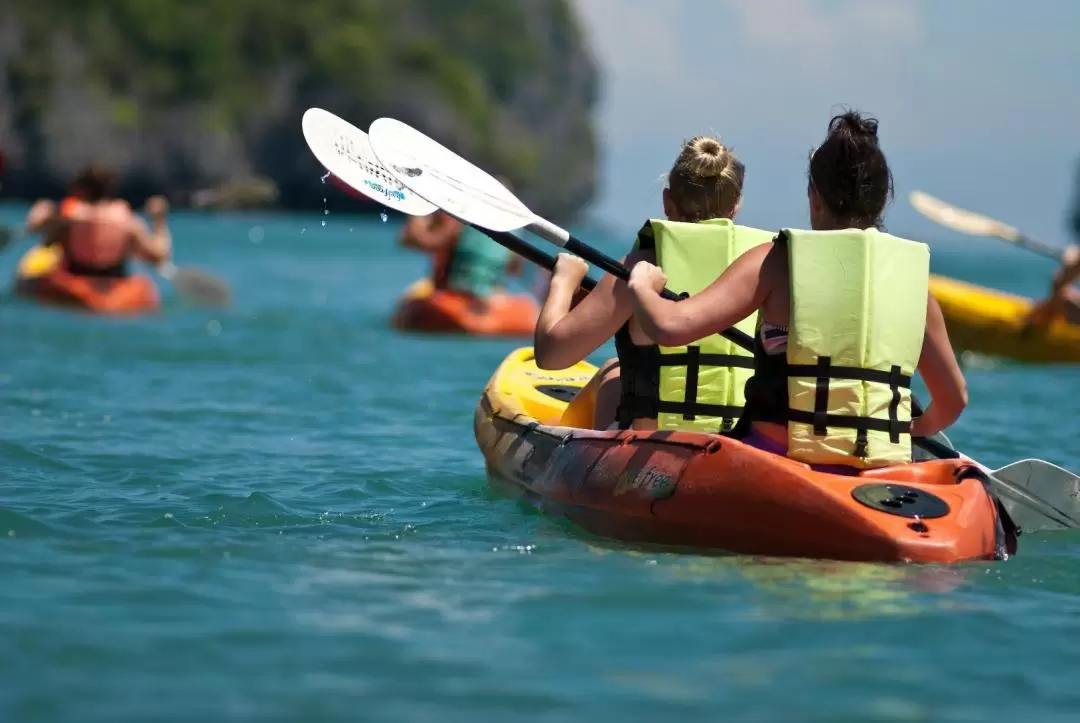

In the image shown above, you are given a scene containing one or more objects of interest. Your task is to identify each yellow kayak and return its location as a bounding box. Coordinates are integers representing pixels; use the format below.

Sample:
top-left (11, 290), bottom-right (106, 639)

top-left (929, 274), bottom-right (1080, 364)
top-left (16, 244), bottom-right (62, 280)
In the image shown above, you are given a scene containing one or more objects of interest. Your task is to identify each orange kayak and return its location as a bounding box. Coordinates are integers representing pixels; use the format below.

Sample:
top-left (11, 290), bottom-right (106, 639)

top-left (474, 348), bottom-right (1012, 563)
top-left (392, 278), bottom-right (538, 336)
top-left (15, 245), bottom-right (160, 315)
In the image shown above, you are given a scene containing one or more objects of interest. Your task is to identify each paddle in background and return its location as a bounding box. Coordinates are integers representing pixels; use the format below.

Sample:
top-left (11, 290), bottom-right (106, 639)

top-left (910, 190), bottom-right (1072, 262)
top-left (369, 116), bottom-right (1080, 535)
top-left (300, 107), bottom-right (599, 293)
top-left (140, 196), bottom-right (232, 308)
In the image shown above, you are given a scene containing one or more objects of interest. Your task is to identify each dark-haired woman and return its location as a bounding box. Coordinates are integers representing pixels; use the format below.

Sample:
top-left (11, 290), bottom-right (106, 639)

top-left (626, 112), bottom-right (968, 472)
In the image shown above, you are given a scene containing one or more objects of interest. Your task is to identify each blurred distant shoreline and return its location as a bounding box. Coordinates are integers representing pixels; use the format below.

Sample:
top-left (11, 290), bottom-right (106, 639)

top-left (0, 1), bottom-right (599, 224)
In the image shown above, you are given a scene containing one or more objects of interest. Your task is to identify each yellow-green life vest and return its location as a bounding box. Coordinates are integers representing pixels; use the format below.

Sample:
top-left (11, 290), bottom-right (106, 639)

top-left (647, 218), bottom-right (775, 432)
top-left (783, 228), bottom-right (929, 468)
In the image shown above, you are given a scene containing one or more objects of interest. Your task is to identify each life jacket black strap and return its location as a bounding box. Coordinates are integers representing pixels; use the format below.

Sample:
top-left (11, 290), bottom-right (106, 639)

top-left (785, 410), bottom-right (912, 435)
top-left (657, 344), bottom-right (751, 431)
top-left (656, 402), bottom-right (744, 431)
top-left (786, 361), bottom-right (912, 388)
top-left (635, 221), bottom-right (657, 252)
top-left (658, 353), bottom-right (755, 370)
top-left (785, 356), bottom-right (911, 455)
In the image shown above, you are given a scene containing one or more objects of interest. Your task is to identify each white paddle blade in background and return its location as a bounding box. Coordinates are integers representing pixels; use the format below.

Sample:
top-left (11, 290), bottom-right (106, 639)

top-left (301, 108), bottom-right (437, 217)
top-left (158, 262), bottom-right (232, 307)
top-left (909, 190), bottom-right (1019, 241)
top-left (367, 117), bottom-right (535, 233)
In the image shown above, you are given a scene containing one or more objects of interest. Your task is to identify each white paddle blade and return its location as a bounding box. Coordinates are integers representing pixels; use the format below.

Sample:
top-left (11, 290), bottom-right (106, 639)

top-left (909, 190), bottom-right (1019, 241)
top-left (301, 108), bottom-right (437, 217)
top-left (368, 117), bottom-right (534, 233)
top-left (170, 267), bottom-right (232, 307)
top-left (991, 459), bottom-right (1080, 533)
top-left (158, 262), bottom-right (231, 307)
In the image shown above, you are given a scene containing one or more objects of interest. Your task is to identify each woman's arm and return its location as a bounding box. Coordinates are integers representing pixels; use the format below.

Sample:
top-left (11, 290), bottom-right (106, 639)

top-left (911, 295), bottom-right (968, 437)
top-left (24, 199), bottom-right (58, 235)
top-left (628, 242), bottom-right (775, 347)
top-left (533, 252), bottom-right (640, 370)
top-left (399, 211), bottom-right (459, 252)
top-left (129, 196), bottom-right (172, 264)
top-left (1030, 246), bottom-right (1080, 324)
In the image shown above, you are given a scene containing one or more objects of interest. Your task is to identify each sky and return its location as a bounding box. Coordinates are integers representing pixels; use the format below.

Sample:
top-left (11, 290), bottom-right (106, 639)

top-left (571, 0), bottom-right (1080, 246)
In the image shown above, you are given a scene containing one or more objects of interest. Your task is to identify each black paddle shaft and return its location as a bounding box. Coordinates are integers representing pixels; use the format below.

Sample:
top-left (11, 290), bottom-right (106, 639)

top-left (473, 226), bottom-right (754, 350)
top-left (478, 226), bottom-right (595, 292)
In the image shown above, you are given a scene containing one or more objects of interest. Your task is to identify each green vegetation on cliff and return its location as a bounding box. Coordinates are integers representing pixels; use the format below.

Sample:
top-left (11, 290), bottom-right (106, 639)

top-left (1, 0), bottom-right (598, 219)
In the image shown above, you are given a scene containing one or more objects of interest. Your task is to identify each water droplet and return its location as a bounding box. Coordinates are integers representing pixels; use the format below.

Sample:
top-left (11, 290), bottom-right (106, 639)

top-left (321, 220), bottom-right (327, 227)
top-left (248, 226), bottom-right (264, 244)
top-left (164, 512), bottom-right (174, 519)
top-left (323, 209), bottom-right (329, 215)
top-left (380, 211), bottom-right (388, 223)
top-left (348, 227), bottom-right (354, 233)
top-left (320, 172), bottom-right (330, 183)
top-left (206, 320), bottom-right (222, 337)
top-left (300, 228), bottom-right (306, 234)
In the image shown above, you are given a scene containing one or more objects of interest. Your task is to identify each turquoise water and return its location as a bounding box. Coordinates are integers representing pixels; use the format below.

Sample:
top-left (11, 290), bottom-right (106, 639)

top-left (2, 204), bottom-right (1080, 722)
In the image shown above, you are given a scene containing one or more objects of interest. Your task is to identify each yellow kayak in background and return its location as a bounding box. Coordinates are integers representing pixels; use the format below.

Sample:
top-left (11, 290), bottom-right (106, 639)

top-left (929, 274), bottom-right (1080, 364)
top-left (16, 244), bottom-right (62, 280)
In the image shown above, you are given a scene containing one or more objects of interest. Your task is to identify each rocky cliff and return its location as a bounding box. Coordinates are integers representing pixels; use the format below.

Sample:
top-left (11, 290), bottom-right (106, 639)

top-left (0, 0), bottom-right (598, 221)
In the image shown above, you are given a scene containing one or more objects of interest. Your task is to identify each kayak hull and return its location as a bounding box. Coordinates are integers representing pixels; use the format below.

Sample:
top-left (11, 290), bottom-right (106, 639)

top-left (929, 274), bottom-right (1080, 363)
top-left (15, 245), bottom-right (160, 316)
top-left (475, 348), bottom-right (1008, 563)
top-left (392, 278), bottom-right (538, 336)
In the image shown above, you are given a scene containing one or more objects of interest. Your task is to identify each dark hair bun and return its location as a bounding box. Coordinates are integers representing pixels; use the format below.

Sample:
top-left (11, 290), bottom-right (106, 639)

top-left (829, 111), bottom-right (879, 141)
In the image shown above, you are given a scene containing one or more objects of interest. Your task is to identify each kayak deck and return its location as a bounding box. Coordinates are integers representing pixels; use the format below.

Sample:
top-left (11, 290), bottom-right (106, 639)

top-left (474, 348), bottom-right (1007, 563)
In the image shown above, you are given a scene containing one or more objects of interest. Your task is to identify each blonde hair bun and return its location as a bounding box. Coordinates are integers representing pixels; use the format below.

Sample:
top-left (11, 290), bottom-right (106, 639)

top-left (667, 134), bottom-right (744, 222)
top-left (686, 136), bottom-right (729, 178)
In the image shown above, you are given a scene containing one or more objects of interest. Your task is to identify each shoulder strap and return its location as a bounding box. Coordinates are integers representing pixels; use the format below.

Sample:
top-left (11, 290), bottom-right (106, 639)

top-left (634, 220), bottom-right (657, 252)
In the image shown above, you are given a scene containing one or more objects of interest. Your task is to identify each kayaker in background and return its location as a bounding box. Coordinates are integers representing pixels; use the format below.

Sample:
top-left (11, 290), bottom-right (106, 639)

top-left (627, 111), bottom-right (968, 473)
top-left (23, 164), bottom-right (172, 274)
top-left (1027, 247), bottom-right (1080, 326)
top-left (1026, 177), bottom-right (1080, 326)
top-left (534, 135), bottom-right (767, 432)
top-left (398, 181), bottom-right (524, 305)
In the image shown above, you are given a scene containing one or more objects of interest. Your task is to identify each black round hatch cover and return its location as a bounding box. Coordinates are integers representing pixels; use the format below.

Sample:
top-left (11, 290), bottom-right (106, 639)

top-left (851, 484), bottom-right (950, 519)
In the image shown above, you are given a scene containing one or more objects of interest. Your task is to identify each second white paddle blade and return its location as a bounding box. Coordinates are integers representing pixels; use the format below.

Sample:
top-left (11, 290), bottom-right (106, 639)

top-left (301, 108), bottom-right (436, 217)
top-left (368, 117), bottom-right (534, 233)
